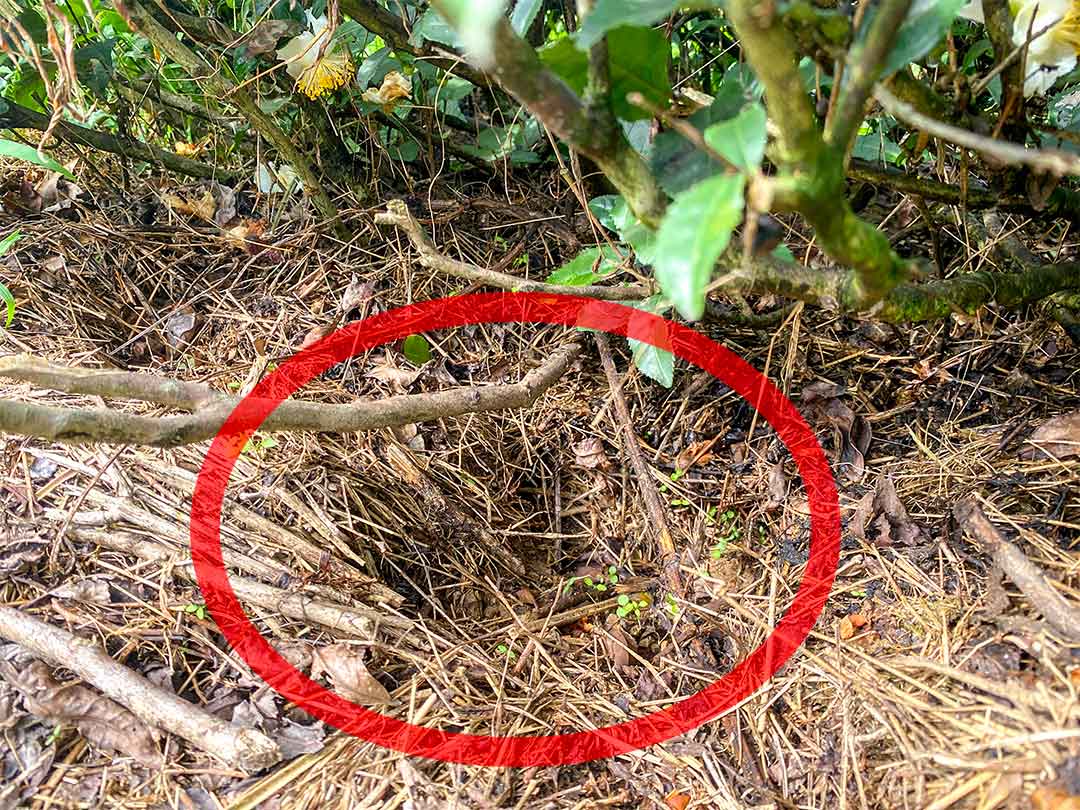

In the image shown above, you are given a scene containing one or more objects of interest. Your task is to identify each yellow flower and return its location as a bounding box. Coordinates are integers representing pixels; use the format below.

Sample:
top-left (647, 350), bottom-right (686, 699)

top-left (276, 12), bottom-right (354, 100)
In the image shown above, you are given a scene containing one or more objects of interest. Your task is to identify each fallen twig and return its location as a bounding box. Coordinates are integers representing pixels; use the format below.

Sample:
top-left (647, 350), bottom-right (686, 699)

top-left (953, 497), bottom-right (1080, 642)
top-left (375, 200), bottom-right (650, 300)
top-left (592, 332), bottom-right (681, 594)
top-left (0, 605), bottom-right (282, 771)
top-left (69, 527), bottom-right (418, 642)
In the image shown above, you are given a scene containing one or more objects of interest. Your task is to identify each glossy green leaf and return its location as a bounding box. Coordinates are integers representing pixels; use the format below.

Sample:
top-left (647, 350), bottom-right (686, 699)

top-left (0, 139), bottom-right (75, 179)
top-left (653, 173), bottom-right (746, 321)
top-left (587, 195), bottom-right (658, 264)
top-left (880, 0), bottom-right (967, 76)
top-left (540, 26), bottom-right (671, 121)
top-left (651, 63), bottom-right (763, 194)
top-left (412, 8), bottom-right (461, 48)
top-left (436, 0), bottom-right (506, 67)
top-left (403, 334), bottom-right (432, 365)
top-left (0, 282), bottom-right (15, 329)
top-left (627, 295), bottom-right (674, 387)
top-left (511, 0), bottom-right (544, 34)
top-left (703, 103), bottom-right (767, 173)
top-left (547, 245), bottom-right (622, 285)
top-left (576, 0), bottom-right (683, 48)
top-left (0, 231), bottom-right (20, 257)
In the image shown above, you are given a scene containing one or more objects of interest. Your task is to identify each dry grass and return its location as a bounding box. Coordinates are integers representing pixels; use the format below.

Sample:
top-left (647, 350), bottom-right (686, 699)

top-left (0, 160), bottom-right (1078, 810)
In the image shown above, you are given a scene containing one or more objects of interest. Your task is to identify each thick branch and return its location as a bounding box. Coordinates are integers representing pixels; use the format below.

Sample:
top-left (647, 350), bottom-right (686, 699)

top-left (0, 99), bottom-right (230, 180)
top-left (0, 343), bottom-right (580, 447)
top-left (375, 199), bottom-right (650, 299)
top-left (826, 0), bottom-right (913, 153)
top-left (0, 605), bottom-right (281, 771)
top-left (727, 0), bottom-right (912, 308)
top-left (728, 252), bottom-right (1080, 322)
top-left (428, 5), bottom-right (666, 228)
top-left (849, 160), bottom-right (1080, 223)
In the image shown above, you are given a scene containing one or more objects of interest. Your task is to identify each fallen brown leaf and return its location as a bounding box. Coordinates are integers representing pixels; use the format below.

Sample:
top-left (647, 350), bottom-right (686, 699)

top-left (574, 437), bottom-right (610, 470)
top-left (1021, 411), bottom-right (1080, 460)
top-left (311, 644), bottom-right (392, 706)
top-left (2, 660), bottom-right (161, 766)
top-left (298, 323), bottom-right (337, 350)
top-left (839, 613), bottom-right (868, 641)
top-left (664, 790), bottom-right (691, 810)
top-left (1031, 786), bottom-right (1080, 810)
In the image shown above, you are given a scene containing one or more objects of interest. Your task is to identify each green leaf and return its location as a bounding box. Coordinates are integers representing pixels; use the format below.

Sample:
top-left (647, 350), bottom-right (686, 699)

top-left (627, 294), bottom-right (675, 387)
top-left (0, 139), bottom-right (75, 179)
top-left (546, 245), bottom-right (622, 285)
top-left (511, 0), bottom-right (544, 34)
top-left (653, 173), bottom-right (746, 321)
top-left (403, 334), bottom-right (432, 365)
top-left (0, 282), bottom-right (14, 329)
top-left (703, 102), bottom-right (767, 173)
top-left (436, 0), bottom-right (507, 67)
top-left (0, 231), bottom-right (21, 257)
top-left (651, 63), bottom-right (763, 194)
top-left (356, 46), bottom-right (397, 87)
top-left (772, 244), bottom-right (796, 263)
top-left (879, 0), bottom-right (966, 77)
top-left (73, 38), bottom-right (116, 96)
top-left (411, 8), bottom-right (462, 48)
top-left (587, 195), bottom-right (658, 264)
top-left (576, 0), bottom-right (683, 48)
top-left (540, 26), bottom-right (671, 121)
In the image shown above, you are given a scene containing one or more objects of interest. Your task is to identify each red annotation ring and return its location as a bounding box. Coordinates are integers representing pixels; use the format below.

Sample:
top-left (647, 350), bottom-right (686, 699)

top-left (191, 293), bottom-right (840, 767)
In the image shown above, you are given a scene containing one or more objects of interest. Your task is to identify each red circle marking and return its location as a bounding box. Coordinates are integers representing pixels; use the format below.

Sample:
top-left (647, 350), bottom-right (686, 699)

top-left (191, 293), bottom-right (840, 766)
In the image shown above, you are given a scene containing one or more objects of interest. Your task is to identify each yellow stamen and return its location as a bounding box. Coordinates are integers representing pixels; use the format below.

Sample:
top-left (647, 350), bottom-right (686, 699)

top-left (296, 50), bottom-right (354, 100)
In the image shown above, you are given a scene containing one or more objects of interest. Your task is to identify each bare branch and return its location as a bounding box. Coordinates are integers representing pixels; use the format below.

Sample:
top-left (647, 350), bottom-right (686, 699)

top-left (375, 200), bottom-right (650, 300)
top-left (0, 605), bottom-right (282, 771)
top-left (953, 498), bottom-right (1080, 642)
top-left (0, 343), bottom-right (581, 447)
top-left (825, 0), bottom-right (913, 153)
top-left (0, 99), bottom-right (232, 181)
top-left (875, 85), bottom-right (1080, 177)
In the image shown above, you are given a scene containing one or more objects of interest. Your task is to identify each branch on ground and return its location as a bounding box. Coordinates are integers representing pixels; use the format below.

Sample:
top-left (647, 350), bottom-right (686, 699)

top-left (375, 200), bottom-right (650, 300)
top-left (0, 343), bottom-right (581, 447)
top-left (0, 605), bottom-right (282, 771)
top-left (953, 498), bottom-right (1080, 642)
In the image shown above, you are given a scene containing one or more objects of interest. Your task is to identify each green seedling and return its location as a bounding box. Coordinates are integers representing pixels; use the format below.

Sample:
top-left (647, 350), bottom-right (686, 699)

top-left (615, 593), bottom-right (650, 620)
top-left (183, 602), bottom-right (207, 621)
top-left (710, 509), bottom-right (741, 558)
top-left (495, 643), bottom-right (517, 660)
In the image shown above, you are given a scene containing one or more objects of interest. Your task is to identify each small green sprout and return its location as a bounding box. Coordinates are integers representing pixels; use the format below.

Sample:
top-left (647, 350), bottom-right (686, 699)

top-left (183, 603), bottom-right (207, 621)
top-left (45, 724), bottom-right (63, 746)
top-left (615, 593), bottom-right (651, 620)
top-left (495, 643), bottom-right (516, 660)
top-left (242, 432), bottom-right (279, 454)
top-left (664, 593), bottom-right (679, 615)
top-left (710, 509), bottom-right (741, 558)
